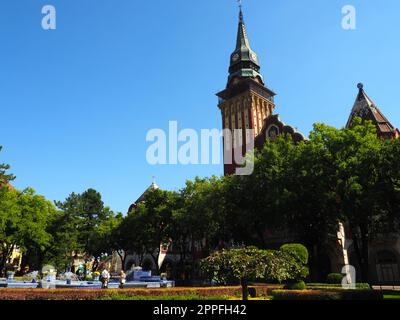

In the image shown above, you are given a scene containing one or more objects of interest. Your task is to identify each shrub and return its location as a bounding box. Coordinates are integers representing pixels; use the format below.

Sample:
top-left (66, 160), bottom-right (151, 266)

top-left (278, 244), bottom-right (309, 282)
top-left (284, 281), bottom-right (306, 290)
top-left (280, 244), bottom-right (309, 265)
top-left (326, 273), bottom-right (344, 284)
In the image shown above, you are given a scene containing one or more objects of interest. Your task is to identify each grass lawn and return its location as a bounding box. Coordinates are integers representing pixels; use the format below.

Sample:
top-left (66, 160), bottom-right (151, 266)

top-left (383, 293), bottom-right (400, 300)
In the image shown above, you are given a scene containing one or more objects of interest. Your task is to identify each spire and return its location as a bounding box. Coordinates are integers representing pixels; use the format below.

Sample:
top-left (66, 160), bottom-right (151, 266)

top-left (235, 7), bottom-right (251, 51)
top-left (346, 83), bottom-right (399, 138)
top-left (238, 0), bottom-right (243, 21)
top-left (227, 4), bottom-right (264, 87)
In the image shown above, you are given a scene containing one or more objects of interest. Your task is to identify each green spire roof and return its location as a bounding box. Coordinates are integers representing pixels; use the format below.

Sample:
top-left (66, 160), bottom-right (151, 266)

top-left (228, 8), bottom-right (264, 86)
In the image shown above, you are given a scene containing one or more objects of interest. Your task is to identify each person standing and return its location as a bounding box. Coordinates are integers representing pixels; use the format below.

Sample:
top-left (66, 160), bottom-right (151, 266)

top-left (100, 269), bottom-right (110, 289)
top-left (119, 270), bottom-right (126, 288)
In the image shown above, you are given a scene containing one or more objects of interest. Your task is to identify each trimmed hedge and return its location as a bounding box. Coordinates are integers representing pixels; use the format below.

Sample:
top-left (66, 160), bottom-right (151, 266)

top-left (284, 281), bottom-right (306, 290)
top-left (271, 289), bottom-right (383, 301)
top-left (326, 273), bottom-right (344, 284)
top-left (280, 244), bottom-right (308, 265)
top-left (307, 283), bottom-right (370, 290)
top-left (0, 285), bottom-right (274, 300)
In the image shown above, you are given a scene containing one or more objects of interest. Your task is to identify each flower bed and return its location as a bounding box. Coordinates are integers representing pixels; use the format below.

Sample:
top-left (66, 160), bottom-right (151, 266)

top-left (0, 285), bottom-right (273, 300)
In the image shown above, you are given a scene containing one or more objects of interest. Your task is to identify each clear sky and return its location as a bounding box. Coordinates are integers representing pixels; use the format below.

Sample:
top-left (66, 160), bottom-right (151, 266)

top-left (1, 0), bottom-right (400, 213)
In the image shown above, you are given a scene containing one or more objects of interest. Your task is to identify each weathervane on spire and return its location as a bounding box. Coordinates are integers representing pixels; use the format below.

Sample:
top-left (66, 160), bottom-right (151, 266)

top-left (238, 0), bottom-right (243, 10)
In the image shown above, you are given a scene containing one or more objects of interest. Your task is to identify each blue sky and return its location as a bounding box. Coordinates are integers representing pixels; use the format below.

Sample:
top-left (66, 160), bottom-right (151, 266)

top-left (1, 0), bottom-right (400, 213)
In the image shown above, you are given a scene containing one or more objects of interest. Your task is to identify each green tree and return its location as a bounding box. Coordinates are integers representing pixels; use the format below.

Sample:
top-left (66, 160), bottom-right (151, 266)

top-left (42, 208), bottom-right (81, 271)
top-left (0, 146), bottom-right (15, 184)
top-left (111, 211), bottom-right (147, 271)
top-left (201, 247), bottom-right (269, 300)
top-left (0, 188), bottom-right (55, 276)
top-left (279, 118), bottom-right (398, 281)
top-left (89, 212), bottom-right (122, 271)
top-left (225, 137), bottom-right (296, 247)
top-left (279, 244), bottom-right (309, 282)
top-left (131, 189), bottom-right (179, 274)
top-left (113, 188), bottom-right (180, 273)
top-left (333, 119), bottom-right (390, 281)
top-left (53, 189), bottom-right (117, 273)
top-left (202, 246), bottom-right (307, 300)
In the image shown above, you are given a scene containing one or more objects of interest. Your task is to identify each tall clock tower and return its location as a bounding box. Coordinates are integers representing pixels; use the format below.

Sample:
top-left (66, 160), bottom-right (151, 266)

top-left (217, 8), bottom-right (276, 175)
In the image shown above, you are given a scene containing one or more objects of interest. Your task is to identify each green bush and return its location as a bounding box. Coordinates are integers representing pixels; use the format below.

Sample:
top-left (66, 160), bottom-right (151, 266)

top-left (284, 281), bottom-right (306, 290)
top-left (278, 244), bottom-right (309, 282)
top-left (326, 273), bottom-right (344, 284)
top-left (280, 244), bottom-right (308, 265)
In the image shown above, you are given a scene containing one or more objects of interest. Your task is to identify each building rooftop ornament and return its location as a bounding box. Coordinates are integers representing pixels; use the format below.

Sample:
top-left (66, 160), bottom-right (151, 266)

top-left (346, 83), bottom-right (399, 139)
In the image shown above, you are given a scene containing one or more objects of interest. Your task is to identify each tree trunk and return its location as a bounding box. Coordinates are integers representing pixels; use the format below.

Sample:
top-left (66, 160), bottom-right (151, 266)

top-left (240, 278), bottom-right (248, 301)
top-left (117, 251), bottom-right (126, 271)
top-left (0, 256), bottom-right (6, 278)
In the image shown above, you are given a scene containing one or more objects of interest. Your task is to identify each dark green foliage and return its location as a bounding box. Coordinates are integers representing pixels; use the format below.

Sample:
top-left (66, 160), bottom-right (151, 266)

top-left (280, 244), bottom-right (308, 265)
top-left (44, 189), bottom-right (120, 271)
top-left (284, 281), bottom-right (306, 290)
top-left (0, 188), bottom-right (56, 276)
top-left (201, 245), bottom-right (310, 299)
top-left (326, 273), bottom-right (344, 284)
top-left (278, 244), bottom-right (309, 282)
top-left (0, 146), bottom-right (15, 184)
top-left (201, 246), bottom-right (292, 300)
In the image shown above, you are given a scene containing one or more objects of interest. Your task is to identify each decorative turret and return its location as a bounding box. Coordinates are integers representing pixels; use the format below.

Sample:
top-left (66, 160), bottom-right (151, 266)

top-left (346, 83), bottom-right (399, 139)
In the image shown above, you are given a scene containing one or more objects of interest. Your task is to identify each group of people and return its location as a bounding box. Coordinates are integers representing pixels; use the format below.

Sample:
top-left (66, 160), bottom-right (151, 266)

top-left (99, 269), bottom-right (126, 289)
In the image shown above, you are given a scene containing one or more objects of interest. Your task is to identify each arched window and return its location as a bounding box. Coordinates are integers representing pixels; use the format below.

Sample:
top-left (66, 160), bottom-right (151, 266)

top-left (266, 125), bottom-right (279, 141)
top-left (376, 250), bottom-right (399, 284)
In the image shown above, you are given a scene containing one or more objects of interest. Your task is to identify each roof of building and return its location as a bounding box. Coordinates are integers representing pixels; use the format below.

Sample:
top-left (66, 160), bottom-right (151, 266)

top-left (255, 114), bottom-right (306, 149)
top-left (134, 181), bottom-right (159, 204)
top-left (346, 83), bottom-right (399, 138)
top-left (127, 179), bottom-right (160, 214)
